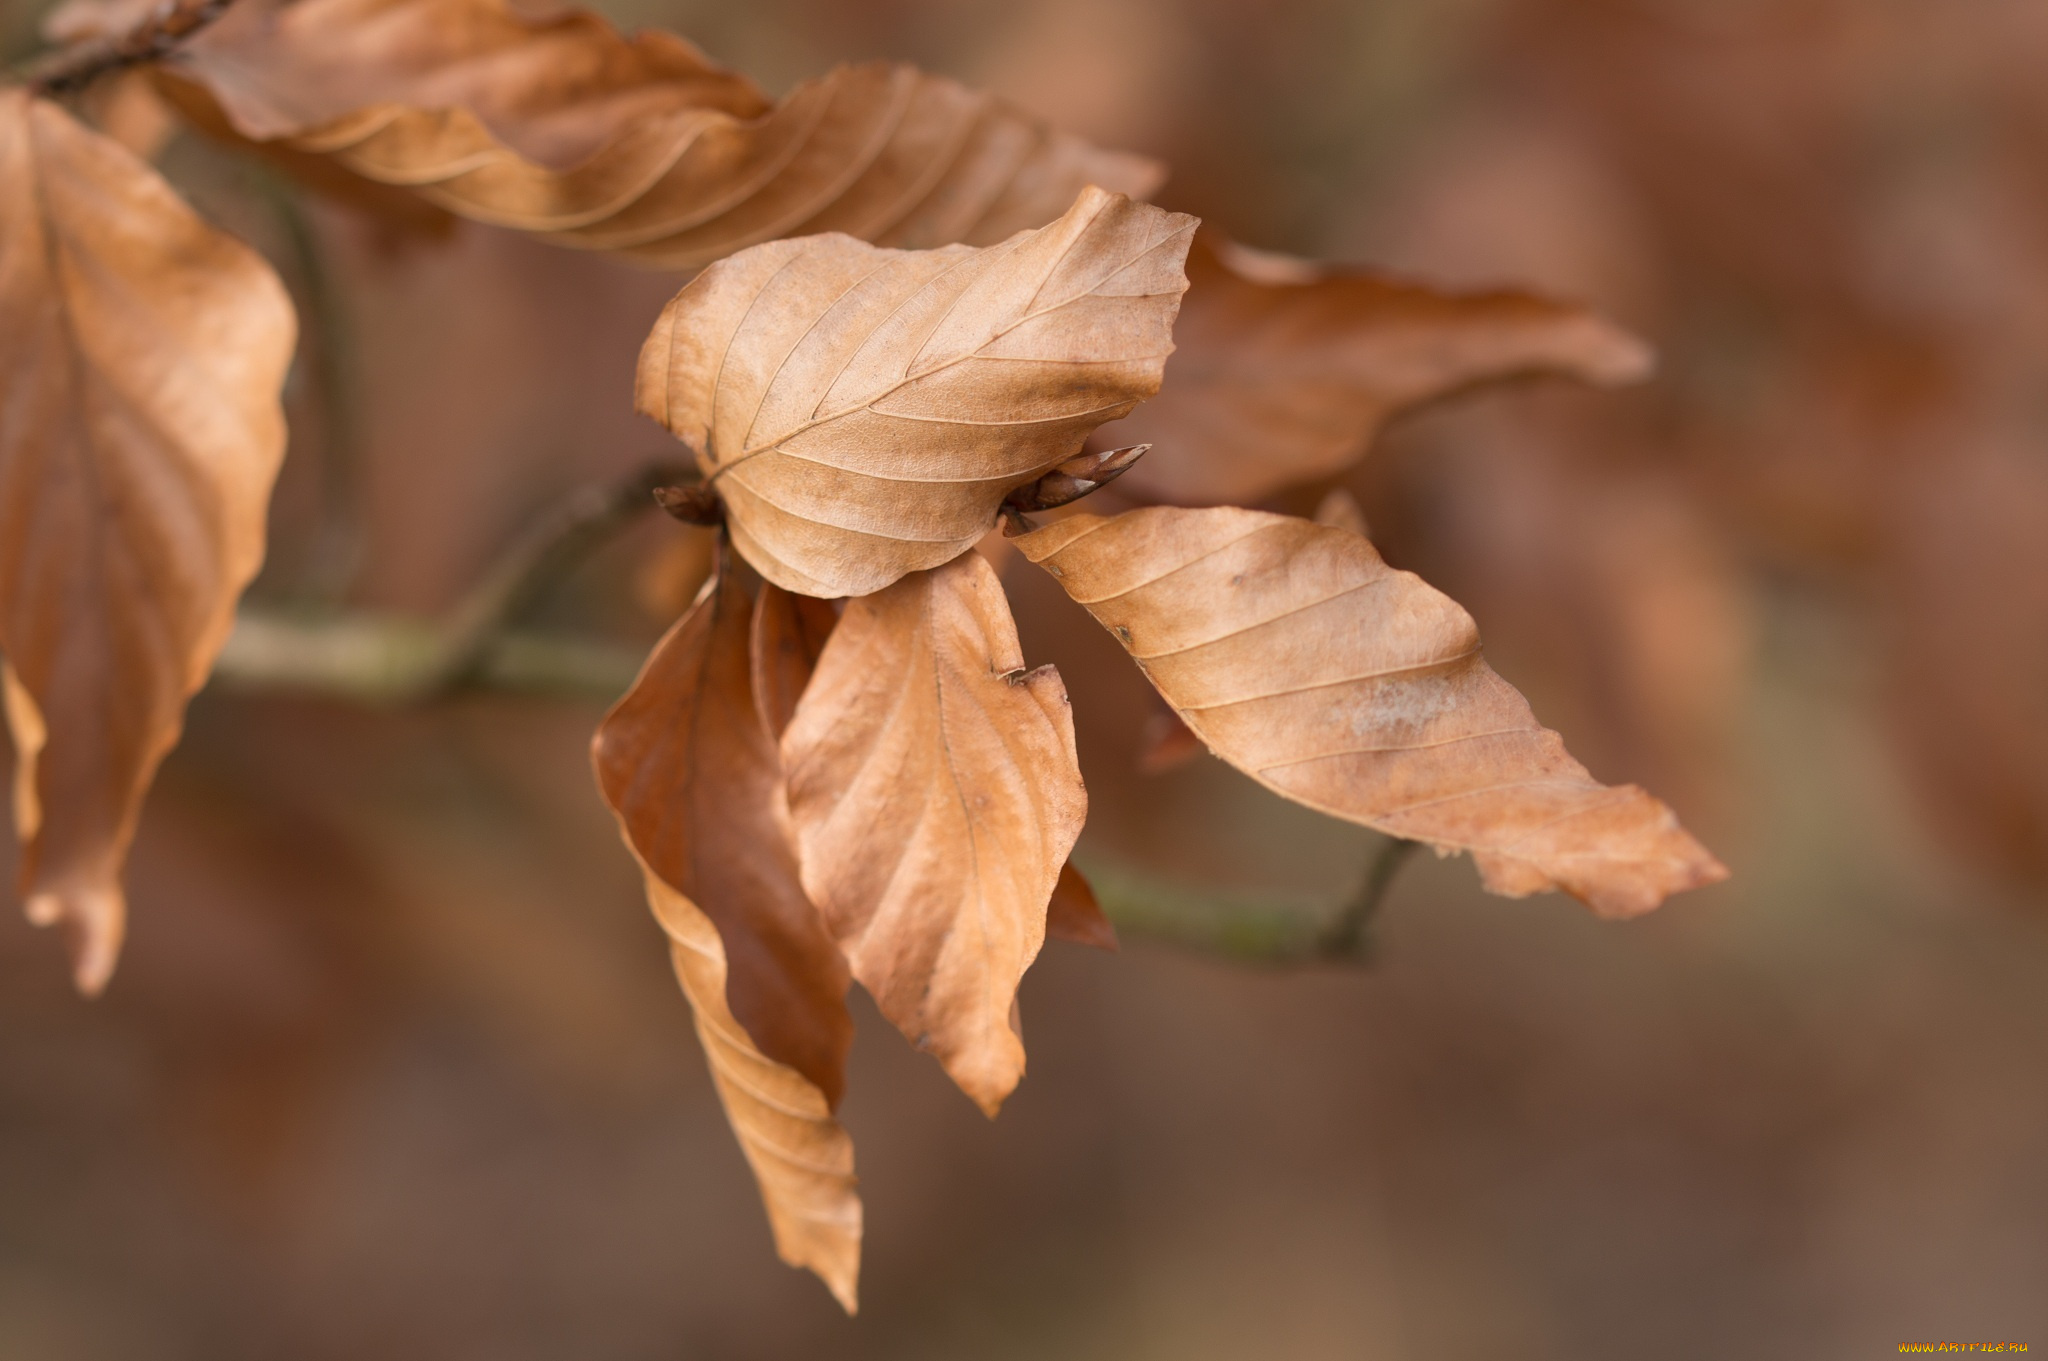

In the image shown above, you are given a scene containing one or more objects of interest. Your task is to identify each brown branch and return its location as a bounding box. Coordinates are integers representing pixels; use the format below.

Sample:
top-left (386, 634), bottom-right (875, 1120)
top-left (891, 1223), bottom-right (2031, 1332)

top-left (24, 0), bottom-right (234, 96)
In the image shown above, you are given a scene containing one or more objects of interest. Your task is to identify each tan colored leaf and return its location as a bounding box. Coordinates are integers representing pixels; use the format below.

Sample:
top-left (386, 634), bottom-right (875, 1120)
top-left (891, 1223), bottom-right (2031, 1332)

top-left (0, 91), bottom-right (295, 992)
top-left (592, 559), bottom-right (852, 1103)
top-left (781, 551), bottom-right (1086, 1114)
top-left (1110, 228), bottom-right (1653, 507)
top-left (653, 872), bottom-right (861, 1313)
top-left (750, 580), bottom-right (838, 741)
top-left (592, 559), bottom-right (860, 1309)
top-left (638, 187), bottom-right (1196, 597)
top-left (1013, 507), bottom-right (1726, 917)
top-left (1046, 860), bottom-right (1117, 951)
top-left (141, 0), bottom-right (1162, 268)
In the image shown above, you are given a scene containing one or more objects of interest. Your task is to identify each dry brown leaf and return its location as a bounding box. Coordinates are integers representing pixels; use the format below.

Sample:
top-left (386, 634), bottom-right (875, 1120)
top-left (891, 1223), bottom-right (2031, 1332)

top-left (136, 0), bottom-right (1162, 268)
top-left (750, 580), bottom-right (838, 742)
top-left (781, 551), bottom-right (1086, 1114)
top-left (0, 91), bottom-right (295, 991)
top-left (653, 874), bottom-right (861, 1312)
top-left (1110, 228), bottom-right (1653, 507)
top-left (1013, 507), bottom-right (1726, 917)
top-left (1046, 860), bottom-right (1118, 951)
top-left (592, 559), bottom-right (860, 1308)
top-left (638, 187), bottom-right (1196, 597)
top-left (592, 559), bottom-right (851, 1103)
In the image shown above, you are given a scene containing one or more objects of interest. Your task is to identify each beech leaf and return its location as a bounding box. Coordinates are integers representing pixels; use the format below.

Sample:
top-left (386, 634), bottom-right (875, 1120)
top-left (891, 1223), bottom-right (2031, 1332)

top-left (592, 559), bottom-right (853, 1104)
top-left (781, 551), bottom-right (1086, 1115)
top-left (637, 186), bottom-right (1196, 597)
top-left (1013, 507), bottom-right (1727, 917)
top-left (650, 872), bottom-right (862, 1313)
top-left (592, 559), bottom-right (860, 1308)
top-left (1046, 861), bottom-right (1118, 951)
top-left (136, 0), bottom-right (1163, 268)
top-left (0, 91), bottom-right (295, 992)
top-left (1111, 229), bottom-right (1653, 507)
top-left (750, 578), bottom-right (839, 742)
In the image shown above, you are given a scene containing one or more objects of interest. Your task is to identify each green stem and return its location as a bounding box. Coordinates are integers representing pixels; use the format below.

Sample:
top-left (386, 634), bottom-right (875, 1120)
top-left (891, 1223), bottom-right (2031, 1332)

top-left (1316, 836), bottom-right (1419, 960)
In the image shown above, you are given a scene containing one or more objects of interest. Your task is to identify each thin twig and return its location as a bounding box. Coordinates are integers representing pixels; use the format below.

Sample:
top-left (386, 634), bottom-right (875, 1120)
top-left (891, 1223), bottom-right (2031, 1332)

top-left (1316, 836), bottom-right (1419, 960)
top-left (23, 0), bottom-right (233, 95)
top-left (213, 465), bottom-right (682, 705)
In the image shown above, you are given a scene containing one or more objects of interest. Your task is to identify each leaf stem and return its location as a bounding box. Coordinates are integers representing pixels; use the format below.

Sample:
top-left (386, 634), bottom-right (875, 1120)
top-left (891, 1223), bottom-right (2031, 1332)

top-left (1315, 836), bottom-right (1419, 960)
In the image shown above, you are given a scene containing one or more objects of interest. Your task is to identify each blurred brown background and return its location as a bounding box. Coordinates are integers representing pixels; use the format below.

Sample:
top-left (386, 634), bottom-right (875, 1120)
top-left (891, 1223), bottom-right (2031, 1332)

top-left (4, 0), bottom-right (2048, 1356)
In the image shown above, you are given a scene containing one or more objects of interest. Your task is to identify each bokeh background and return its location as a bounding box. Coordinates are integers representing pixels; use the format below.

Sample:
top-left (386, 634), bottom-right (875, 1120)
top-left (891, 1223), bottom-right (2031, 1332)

top-left (4, 0), bottom-right (2048, 1355)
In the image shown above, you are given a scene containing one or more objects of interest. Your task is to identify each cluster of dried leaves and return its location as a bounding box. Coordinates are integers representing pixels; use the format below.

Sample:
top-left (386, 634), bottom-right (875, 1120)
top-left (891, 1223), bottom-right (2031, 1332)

top-left (1, 0), bottom-right (1726, 1308)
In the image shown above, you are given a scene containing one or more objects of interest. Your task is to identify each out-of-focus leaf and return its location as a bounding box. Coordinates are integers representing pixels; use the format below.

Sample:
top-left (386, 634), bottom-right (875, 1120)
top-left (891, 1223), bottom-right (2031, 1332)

top-left (782, 551), bottom-right (1086, 1115)
top-left (125, 0), bottom-right (1162, 268)
top-left (1014, 506), bottom-right (1726, 917)
top-left (637, 187), bottom-right (1194, 596)
top-left (0, 91), bottom-right (294, 991)
top-left (1046, 860), bottom-right (1117, 951)
top-left (1109, 229), bottom-right (1651, 507)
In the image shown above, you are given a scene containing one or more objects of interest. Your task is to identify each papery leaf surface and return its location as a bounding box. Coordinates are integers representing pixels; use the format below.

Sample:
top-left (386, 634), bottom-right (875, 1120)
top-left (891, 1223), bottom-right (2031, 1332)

top-left (592, 561), bottom-right (859, 1307)
top-left (638, 186), bottom-right (1194, 596)
top-left (0, 91), bottom-right (294, 991)
top-left (1014, 506), bottom-right (1726, 917)
top-left (782, 551), bottom-right (1085, 1114)
top-left (593, 561), bottom-right (853, 1103)
top-left (100, 0), bottom-right (1163, 268)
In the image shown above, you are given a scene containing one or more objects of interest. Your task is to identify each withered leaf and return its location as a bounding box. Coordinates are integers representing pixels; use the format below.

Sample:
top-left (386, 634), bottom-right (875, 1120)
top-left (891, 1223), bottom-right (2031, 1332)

top-left (782, 551), bottom-right (1086, 1114)
top-left (592, 559), bottom-right (860, 1308)
top-left (1111, 229), bottom-right (1653, 507)
top-left (592, 559), bottom-right (852, 1103)
top-left (1014, 507), bottom-right (1726, 917)
top-left (651, 873), bottom-right (862, 1313)
top-left (0, 91), bottom-right (295, 992)
top-left (135, 0), bottom-right (1163, 268)
top-left (749, 579), bottom-right (838, 741)
top-left (1046, 860), bottom-right (1118, 951)
top-left (638, 187), bottom-right (1195, 597)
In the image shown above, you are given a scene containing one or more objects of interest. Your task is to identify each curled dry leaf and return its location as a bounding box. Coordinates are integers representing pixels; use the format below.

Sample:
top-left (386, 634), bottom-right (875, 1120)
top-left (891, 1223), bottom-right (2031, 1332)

top-left (750, 579), bottom-right (838, 741)
top-left (1014, 507), bottom-right (1726, 917)
top-left (782, 551), bottom-right (1086, 1115)
top-left (1111, 228), bottom-right (1654, 507)
top-left (652, 875), bottom-right (862, 1314)
top-left (127, 0), bottom-right (1163, 267)
top-left (592, 560), bottom-right (859, 1307)
top-left (637, 187), bottom-right (1196, 597)
top-left (0, 91), bottom-right (295, 992)
top-left (592, 560), bottom-right (852, 1100)
top-left (1046, 860), bottom-right (1118, 951)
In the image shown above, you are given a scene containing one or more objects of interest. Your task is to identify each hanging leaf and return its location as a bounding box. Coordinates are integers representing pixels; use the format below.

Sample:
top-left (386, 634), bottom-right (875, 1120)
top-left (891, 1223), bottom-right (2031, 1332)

top-left (592, 558), bottom-right (860, 1307)
top-left (0, 91), bottom-right (295, 992)
top-left (750, 580), bottom-right (838, 741)
top-left (1110, 229), bottom-right (1653, 507)
top-left (781, 551), bottom-right (1086, 1115)
top-left (638, 186), bottom-right (1196, 596)
top-left (122, 0), bottom-right (1163, 267)
top-left (1013, 506), bottom-right (1726, 917)
top-left (593, 558), bottom-right (852, 1097)
top-left (651, 873), bottom-right (862, 1313)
